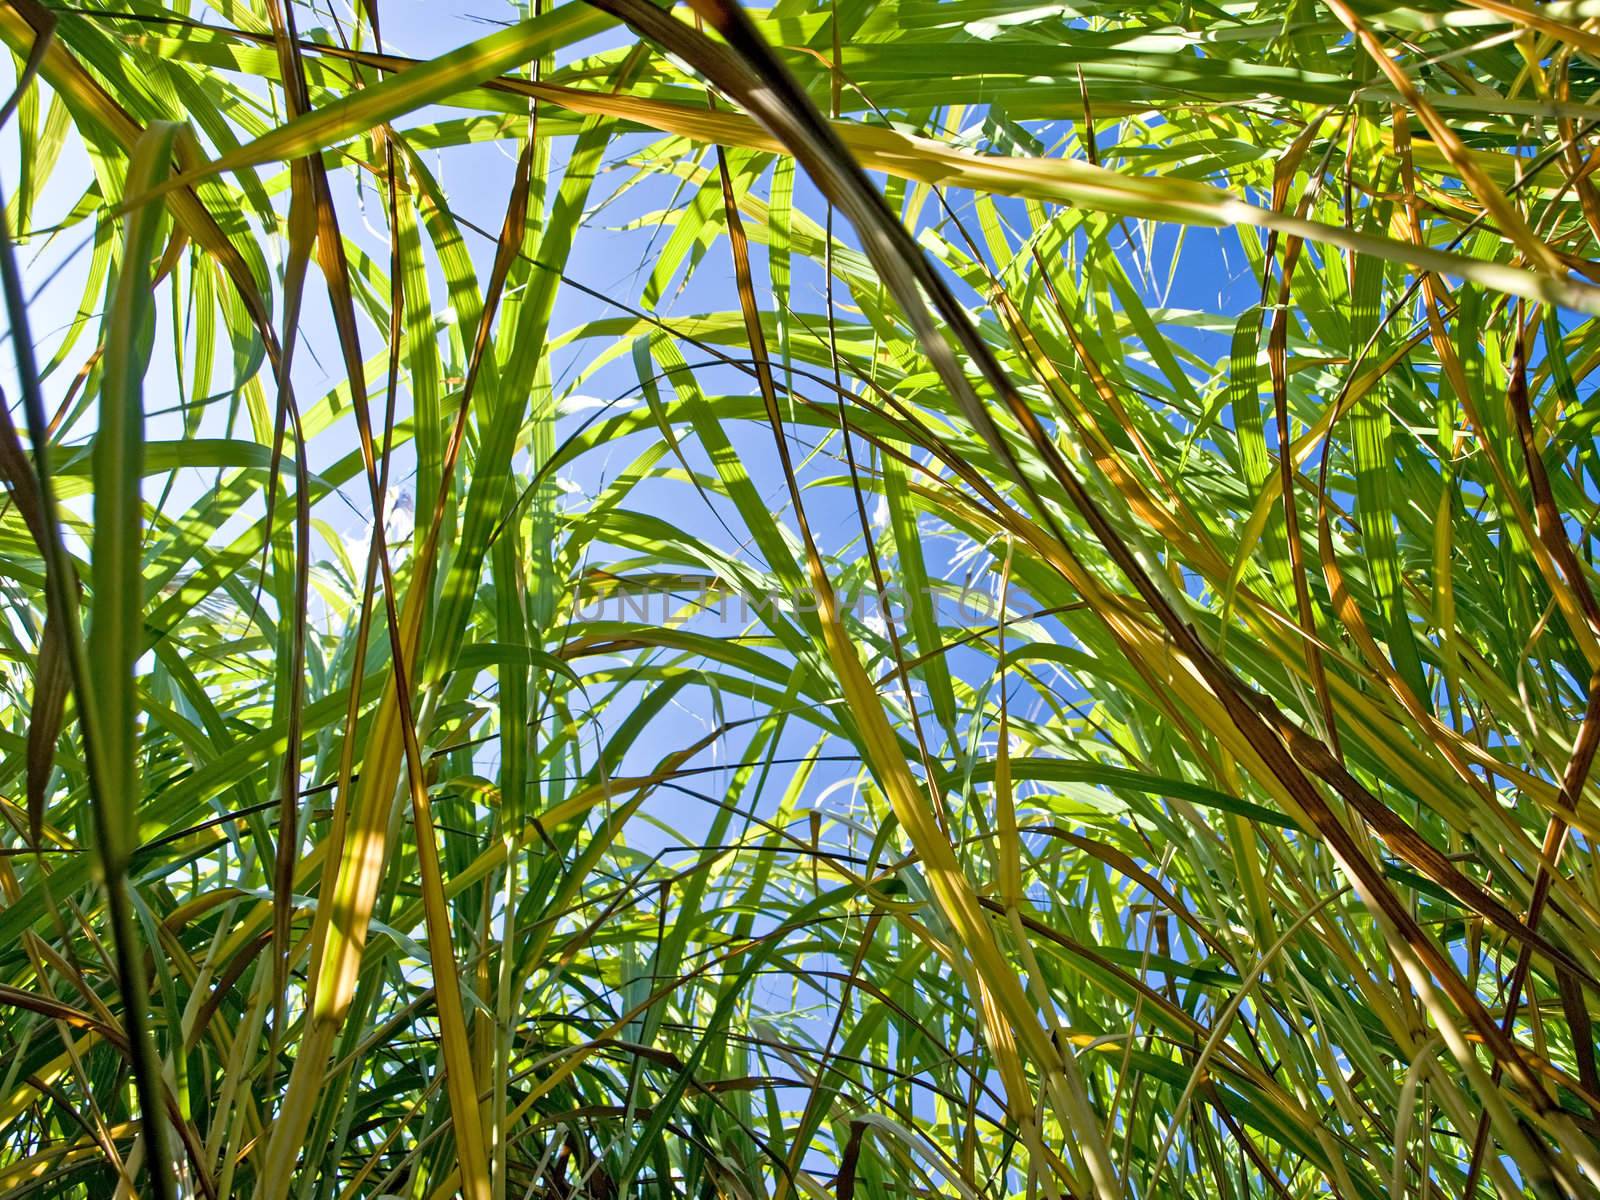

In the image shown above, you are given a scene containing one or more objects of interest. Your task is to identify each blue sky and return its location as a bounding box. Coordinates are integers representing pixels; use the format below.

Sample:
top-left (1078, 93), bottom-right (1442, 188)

top-left (0, 0), bottom-right (1279, 885)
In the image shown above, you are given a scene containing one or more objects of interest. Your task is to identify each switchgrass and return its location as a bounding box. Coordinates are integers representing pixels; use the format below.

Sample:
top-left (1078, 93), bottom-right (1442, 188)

top-left (1, 0), bottom-right (1600, 1196)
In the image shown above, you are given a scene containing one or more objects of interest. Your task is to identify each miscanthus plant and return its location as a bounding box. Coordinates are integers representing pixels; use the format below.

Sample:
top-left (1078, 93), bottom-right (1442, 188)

top-left (2, 0), bottom-right (1600, 1196)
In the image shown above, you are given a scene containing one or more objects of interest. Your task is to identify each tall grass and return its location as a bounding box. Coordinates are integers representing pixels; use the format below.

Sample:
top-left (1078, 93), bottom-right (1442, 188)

top-left (2, 0), bottom-right (1600, 1195)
